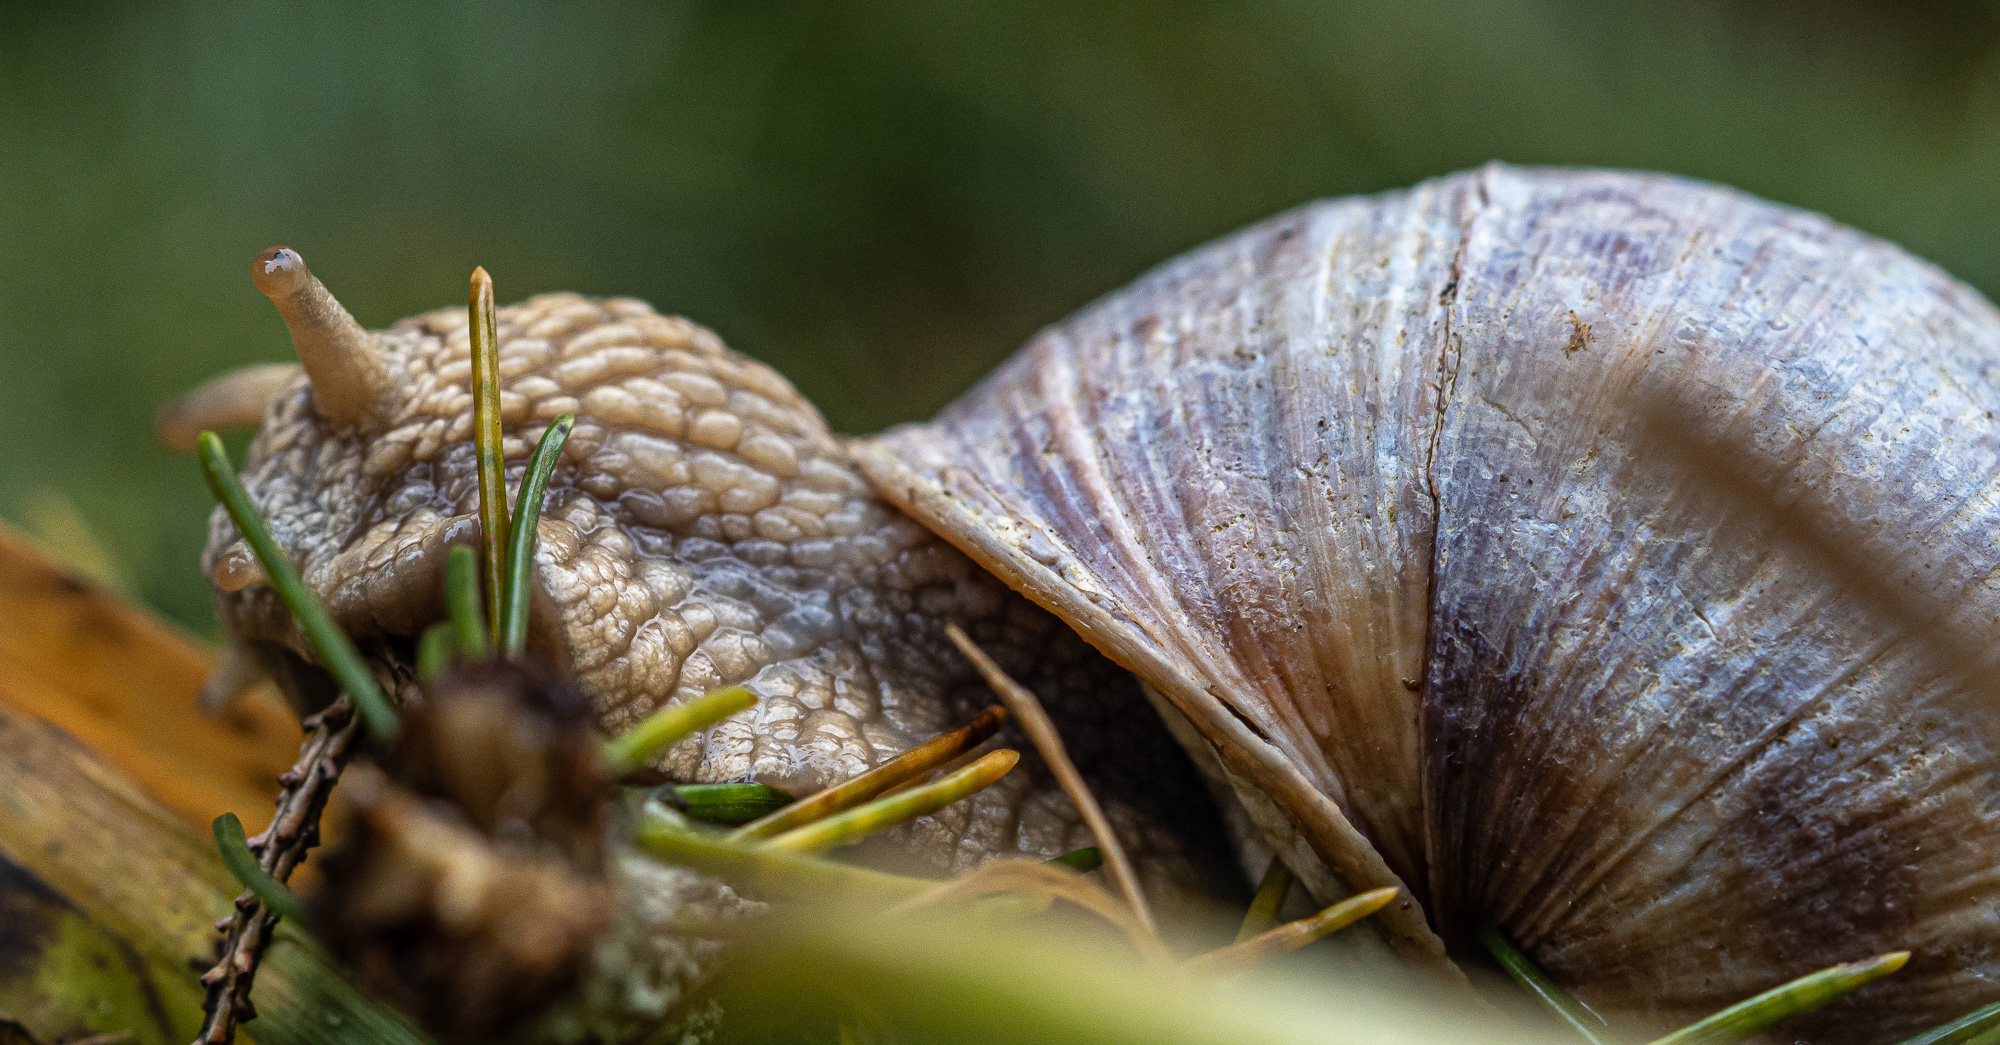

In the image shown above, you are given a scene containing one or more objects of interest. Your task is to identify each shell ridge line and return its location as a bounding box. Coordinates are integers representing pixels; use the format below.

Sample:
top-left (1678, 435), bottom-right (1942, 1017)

top-left (847, 429), bottom-right (1450, 967)
top-left (1416, 163), bottom-right (1486, 922)
top-left (1041, 288), bottom-right (1310, 767)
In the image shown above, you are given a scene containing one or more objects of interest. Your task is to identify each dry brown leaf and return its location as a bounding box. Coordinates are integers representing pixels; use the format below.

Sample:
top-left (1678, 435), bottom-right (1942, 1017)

top-left (0, 522), bottom-right (300, 833)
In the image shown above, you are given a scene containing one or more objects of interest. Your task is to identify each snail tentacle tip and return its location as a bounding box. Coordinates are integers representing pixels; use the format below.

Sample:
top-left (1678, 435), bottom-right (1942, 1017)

top-left (251, 245), bottom-right (309, 300)
top-left (248, 244), bottom-right (392, 428)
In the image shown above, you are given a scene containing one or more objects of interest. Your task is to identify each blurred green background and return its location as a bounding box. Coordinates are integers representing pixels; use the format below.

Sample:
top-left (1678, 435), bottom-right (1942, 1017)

top-left (4, 0), bottom-right (1999, 633)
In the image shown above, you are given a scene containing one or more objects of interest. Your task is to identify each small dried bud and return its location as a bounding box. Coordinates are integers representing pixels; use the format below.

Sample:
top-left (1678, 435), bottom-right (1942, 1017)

top-left (313, 660), bottom-right (615, 1042)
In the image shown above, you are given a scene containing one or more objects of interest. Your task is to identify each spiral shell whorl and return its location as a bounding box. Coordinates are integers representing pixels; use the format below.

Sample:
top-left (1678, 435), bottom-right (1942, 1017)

top-left (856, 164), bottom-right (2000, 1042)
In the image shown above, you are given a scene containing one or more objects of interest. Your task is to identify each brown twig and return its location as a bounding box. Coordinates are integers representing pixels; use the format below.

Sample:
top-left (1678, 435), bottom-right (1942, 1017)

top-left (890, 857), bottom-right (1172, 963)
top-left (194, 696), bottom-right (363, 1045)
top-left (943, 623), bottom-right (1160, 940)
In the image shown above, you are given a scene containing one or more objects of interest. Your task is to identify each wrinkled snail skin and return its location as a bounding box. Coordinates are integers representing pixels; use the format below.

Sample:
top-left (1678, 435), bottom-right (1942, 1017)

top-left (200, 287), bottom-right (1235, 896)
top-left (856, 163), bottom-right (2000, 1043)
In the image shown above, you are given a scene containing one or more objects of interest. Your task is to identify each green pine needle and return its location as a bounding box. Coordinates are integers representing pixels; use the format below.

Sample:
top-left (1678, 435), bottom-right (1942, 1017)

top-left (469, 267), bottom-right (509, 646)
top-left (212, 812), bottom-right (309, 925)
top-left (633, 803), bottom-right (929, 901)
top-left (727, 704), bottom-right (1007, 844)
top-left (762, 749), bottom-right (1020, 856)
top-left (603, 685), bottom-right (758, 778)
top-left (1477, 924), bottom-right (1612, 1045)
top-left (415, 622), bottom-right (455, 683)
top-left (667, 782), bottom-right (796, 825)
top-left (1237, 857), bottom-right (1294, 944)
top-left (1897, 1003), bottom-right (2000, 1045)
top-left (444, 544), bottom-right (489, 660)
top-left (1187, 888), bottom-right (1397, 977)
top-left (197, 431), bottom-right (398, 742)
top-left (499, 412), bottom-right (574, 658)
top-left (1647, 952), bottom-right (1910, 1045)
top-left (1048, 847), bottom-right (1103, 872)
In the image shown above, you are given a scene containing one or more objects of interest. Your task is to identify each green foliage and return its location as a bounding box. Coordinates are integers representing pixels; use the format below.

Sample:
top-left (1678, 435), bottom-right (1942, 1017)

top-left (5, 2), bottom-right (2000, 631)
top-left (666, 782), bottom-right (797, 826)
top-left (444, 543), bottom-right (490, 660)
top-left (603, 685), bottom-right (758, 778)
top-left (1478, 925), bottom-right (1614, 1045)
top-left (212, 811), bottom-right (309, 926)
top-left (1647, 953), bottom-right (1909, 1045)
top-left (501, 412), bottom-right (574, 657)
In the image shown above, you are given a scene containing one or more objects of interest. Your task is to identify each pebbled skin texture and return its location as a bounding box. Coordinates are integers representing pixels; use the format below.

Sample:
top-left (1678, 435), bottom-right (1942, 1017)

top-left (204, 292), bottom-right (1234, 890)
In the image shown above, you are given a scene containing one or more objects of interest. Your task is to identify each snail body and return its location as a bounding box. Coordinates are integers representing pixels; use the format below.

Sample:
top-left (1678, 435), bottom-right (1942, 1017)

top-left (184, 164), bottom-right (2000, 1044)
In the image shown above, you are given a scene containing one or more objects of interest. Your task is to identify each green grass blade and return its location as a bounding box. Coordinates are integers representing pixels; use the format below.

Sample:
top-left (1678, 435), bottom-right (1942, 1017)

top-left (1478, 924), bottom-right (1612, 1045)
top-left (415, 622), bottom-right (454, 683)
top-left (727, 704), bottom-right (1007, 843)
top-left (603, 685), bottom-right (758, 777)
top-left (499, 412), bottom-right (573, 658)
top-left (1188, 887), bottom-right (1398, 977)
top-left (1048, 846), bottom-right (1102, 872)
top-left (632, 803), bottom-right (928, 901)
top-left (763, 749), bottom-right (1020, 856)
top-left (469, 267), bottom-right (508, 646)
top-left (1647, 952), bottom-right (1910, 1045)
top-left (444, 543), bottom-right (489, 659)
top-left (1237, 856), bottom-right (1294, 944)
top-left (1898, 1003), bottom-right (2000, 1045)
top-left (668, 782), bottom-right (796, 825)
top-left (197, 431), bottom-right (397, 741)
top-left (212, 812), bottom-right (309, 925)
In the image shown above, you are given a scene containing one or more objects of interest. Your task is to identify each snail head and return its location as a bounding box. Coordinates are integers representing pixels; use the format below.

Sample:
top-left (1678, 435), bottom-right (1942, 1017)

top-left (182, 246), bottom-right (1233, 892)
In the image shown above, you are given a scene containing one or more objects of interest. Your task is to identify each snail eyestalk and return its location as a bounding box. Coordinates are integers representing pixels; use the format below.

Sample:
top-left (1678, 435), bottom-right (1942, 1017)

top-left (212, 812), bottom-right (309, 926)
top-left (1646, 952), bottom-right (1911, 1045)
top-left (444, 544), bottom-right (490, 660)
top-left (1477, 924), bottom-right (1613, 1045)
top-left (469, 266), bottom-right (509, 645)
top-left (156, 361), bottom-right (301, 453)
top-left (196, 431), bottom-right (398, 742)
top-left (251, 247), bottom-right (390, 428)
top-left (210, 545), bottom-right (266, 592)
top-left (603, 684), bottom-right (758, 778)
top-left (500, 412), bottom-right (574, 658)
top-left (1184, 887), bottom-right (1398, 978)
top-left (1236, 856), bottom-right (1294, 943)
top-left (727, 703), bottom-right (1008, 842)
top-left (761, 749), bottom-right (1021, 855)
top-left (944, 623), bottom-right (1159, 940)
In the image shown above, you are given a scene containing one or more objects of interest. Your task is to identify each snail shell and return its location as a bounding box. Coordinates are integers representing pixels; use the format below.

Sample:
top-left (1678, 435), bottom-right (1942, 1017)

top-left (854, 163), bottom-right (2000, 1041)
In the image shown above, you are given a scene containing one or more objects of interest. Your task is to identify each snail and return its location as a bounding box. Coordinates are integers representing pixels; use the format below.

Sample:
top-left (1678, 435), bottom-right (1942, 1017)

top-left (167, 163), bottom-right (2000, 1045)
